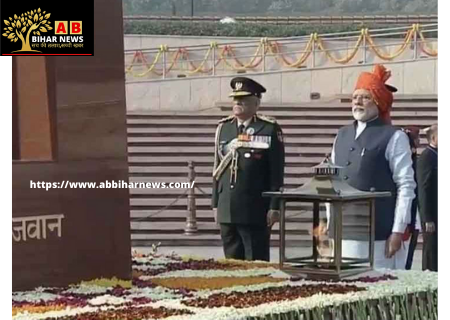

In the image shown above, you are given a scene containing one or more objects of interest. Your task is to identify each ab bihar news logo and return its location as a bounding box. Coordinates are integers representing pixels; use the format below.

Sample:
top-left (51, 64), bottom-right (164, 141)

top-left (1, 7), bottom-right (93, 55)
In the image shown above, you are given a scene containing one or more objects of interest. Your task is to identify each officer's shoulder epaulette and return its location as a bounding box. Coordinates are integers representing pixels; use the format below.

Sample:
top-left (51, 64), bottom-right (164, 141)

top-left (218, 115), bottom-right (235, 124)
top-left (256, 114), bottom-right (277, 124)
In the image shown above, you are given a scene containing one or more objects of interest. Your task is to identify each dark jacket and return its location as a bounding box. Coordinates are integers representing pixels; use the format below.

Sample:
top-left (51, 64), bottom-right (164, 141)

top-left (417, 146), bottom-right (438, 225)
top-left (334, 118), bottom-right (399, 240)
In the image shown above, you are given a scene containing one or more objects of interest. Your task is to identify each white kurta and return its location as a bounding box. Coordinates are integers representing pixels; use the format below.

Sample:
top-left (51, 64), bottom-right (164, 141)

top-left (327, 119), bottom-right (416, 270)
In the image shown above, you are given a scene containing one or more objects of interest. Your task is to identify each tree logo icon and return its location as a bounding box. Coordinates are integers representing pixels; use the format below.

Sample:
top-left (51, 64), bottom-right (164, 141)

top-left (2, 8), bottom-right (52, 53)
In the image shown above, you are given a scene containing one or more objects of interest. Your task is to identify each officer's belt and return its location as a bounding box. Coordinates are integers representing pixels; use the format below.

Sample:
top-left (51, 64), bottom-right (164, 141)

top-left (212, 140), bottom-right (269, 181)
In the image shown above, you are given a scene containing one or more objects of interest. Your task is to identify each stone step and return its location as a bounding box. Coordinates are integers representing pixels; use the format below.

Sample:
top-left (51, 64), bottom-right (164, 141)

top-left (130, 211), bottom-right (321, 221)
top-left (127, 127), bottom-right (341, 135)
top-left (131, 233), bottom-right (314, 247)
top-left (127, 136), bottom-right (430, 147)
top-left (129, 166), bottom-right (314, 175)
top-left (127, 177), bottom-right (416, 191)
top-left (128, 146), bottom-right (427, 155)
top-left (131, 228), bottom-right (311, 235)
top-left (128, 155), bottom-right (329, 165)
top-left (128, 140), bottom-right (332, 148)
top-left (128, 176), bottom-right (314, 187)
top-left (128, 146), bottom-right (330, 153)
top-left (128, 136), bottom-right (335, 144)
top-left (130, 198), bottom-right (326, 206)
top-left (130, 213), bottom-right (367, 224)
top-left (219, 105), bottom-right (438, 112)
top-left (130, 200), bottom-right (326, 208)
top-left (128, 170), bottom-right (419, 180)
top-left (131, 221), bottom-right (307, 231)
top-left (129, 199), bottom-right (358, 215)
top-left (129, 187), bottom-right (210, 195)
top-left (128, 100), bottom-right (437, 113)
top-left (127, 189), bottom-right (324, 200)
top-left (128, 182), bottom-right (311, 190)
top-left (129, 209), bottom-right (329, 219)
top-left (127, 110), bottom-right (437, 119)
top-left (131, 221), bottom-right (368, 232)
top-left (129, 199), bottom-right (327, 208)
top-left (127, 127), bottom-right (431, 138)
top-left (127, 118), bottom-right (435, 126)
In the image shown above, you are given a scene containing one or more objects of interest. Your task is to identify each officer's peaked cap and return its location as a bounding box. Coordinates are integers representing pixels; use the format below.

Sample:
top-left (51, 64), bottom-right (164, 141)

top-left (229, 77), bottom-right (266, 98)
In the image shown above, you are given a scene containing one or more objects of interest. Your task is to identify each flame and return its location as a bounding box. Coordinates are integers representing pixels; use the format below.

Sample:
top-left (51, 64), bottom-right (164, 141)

top-left (312, 219), bottom-right (328, 238)
top-left (311, 219), bottom-right (333, 259)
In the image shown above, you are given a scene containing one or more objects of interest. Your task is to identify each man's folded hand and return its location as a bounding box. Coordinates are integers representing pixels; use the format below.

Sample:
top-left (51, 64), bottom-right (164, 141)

top-left (385, 232), bottom-right (403, 258)
top-left (267, 210), bottom-right (280, 228)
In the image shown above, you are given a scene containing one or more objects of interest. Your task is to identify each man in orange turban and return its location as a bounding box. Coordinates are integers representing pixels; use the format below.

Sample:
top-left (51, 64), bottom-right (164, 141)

top-left (327, 64), bottom-right (417, 269)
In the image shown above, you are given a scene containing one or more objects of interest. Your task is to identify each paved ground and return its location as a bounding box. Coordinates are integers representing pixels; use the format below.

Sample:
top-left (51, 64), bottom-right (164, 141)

top-left (133, 246), bottom-right (423, 270)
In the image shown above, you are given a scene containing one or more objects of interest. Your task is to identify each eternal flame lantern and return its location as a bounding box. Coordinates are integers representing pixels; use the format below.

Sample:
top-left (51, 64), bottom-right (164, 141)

top-left (263, 157), bottom-right (391, 280)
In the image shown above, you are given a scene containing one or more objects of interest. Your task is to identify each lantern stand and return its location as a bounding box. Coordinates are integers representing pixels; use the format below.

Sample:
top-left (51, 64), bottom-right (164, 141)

top-left (264, 157), bottom-right (391, 280)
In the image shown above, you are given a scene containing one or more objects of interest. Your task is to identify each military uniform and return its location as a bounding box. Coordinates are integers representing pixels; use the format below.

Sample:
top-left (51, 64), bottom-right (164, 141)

top-left (212, 77), bottom-right (285, 261)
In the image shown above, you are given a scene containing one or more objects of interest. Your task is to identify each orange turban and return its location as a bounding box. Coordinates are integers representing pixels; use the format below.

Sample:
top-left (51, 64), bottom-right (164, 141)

top-left (355, 64), bottom-right (397, 124)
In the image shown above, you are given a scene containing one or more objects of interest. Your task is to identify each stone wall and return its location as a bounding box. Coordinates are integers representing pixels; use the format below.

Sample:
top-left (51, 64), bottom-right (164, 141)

top-left (126, 58), bottom-right (438, 111)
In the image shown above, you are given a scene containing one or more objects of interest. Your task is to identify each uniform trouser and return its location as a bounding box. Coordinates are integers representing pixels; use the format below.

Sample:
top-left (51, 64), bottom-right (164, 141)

top-left (219, 223), bottom-right (270, 261)
top-left (422, 231), bottom-right (438, 271)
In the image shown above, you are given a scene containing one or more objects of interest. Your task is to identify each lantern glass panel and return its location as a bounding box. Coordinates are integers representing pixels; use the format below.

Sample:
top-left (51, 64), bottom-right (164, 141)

top-left (283, 201), bottom-right (330, 265)
top-left (328, 201), bottom-right (371, 266)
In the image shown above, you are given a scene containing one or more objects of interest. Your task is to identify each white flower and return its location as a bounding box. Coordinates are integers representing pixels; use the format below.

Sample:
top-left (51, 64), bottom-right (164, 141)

top-left (12, 255), bottom-right (438, 320)
top-left (88, 295), bottom-right (128, 306)
top-left (63, 284), bottom-right (109, 295)
top-left (133, 264), bottom-right (167, 271)
top-left (220, 17), bottom-right (236, 24)
top-left (12, 292), bottom-right (59, 303)
top-left (133, 256), bottom-right (179, 265)
top-left (153, 267), bottom-right (279, 279)
top-left (127, 287), bottom-right (182, 301)
top-left (13, 306), bottom-right (101, 320)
